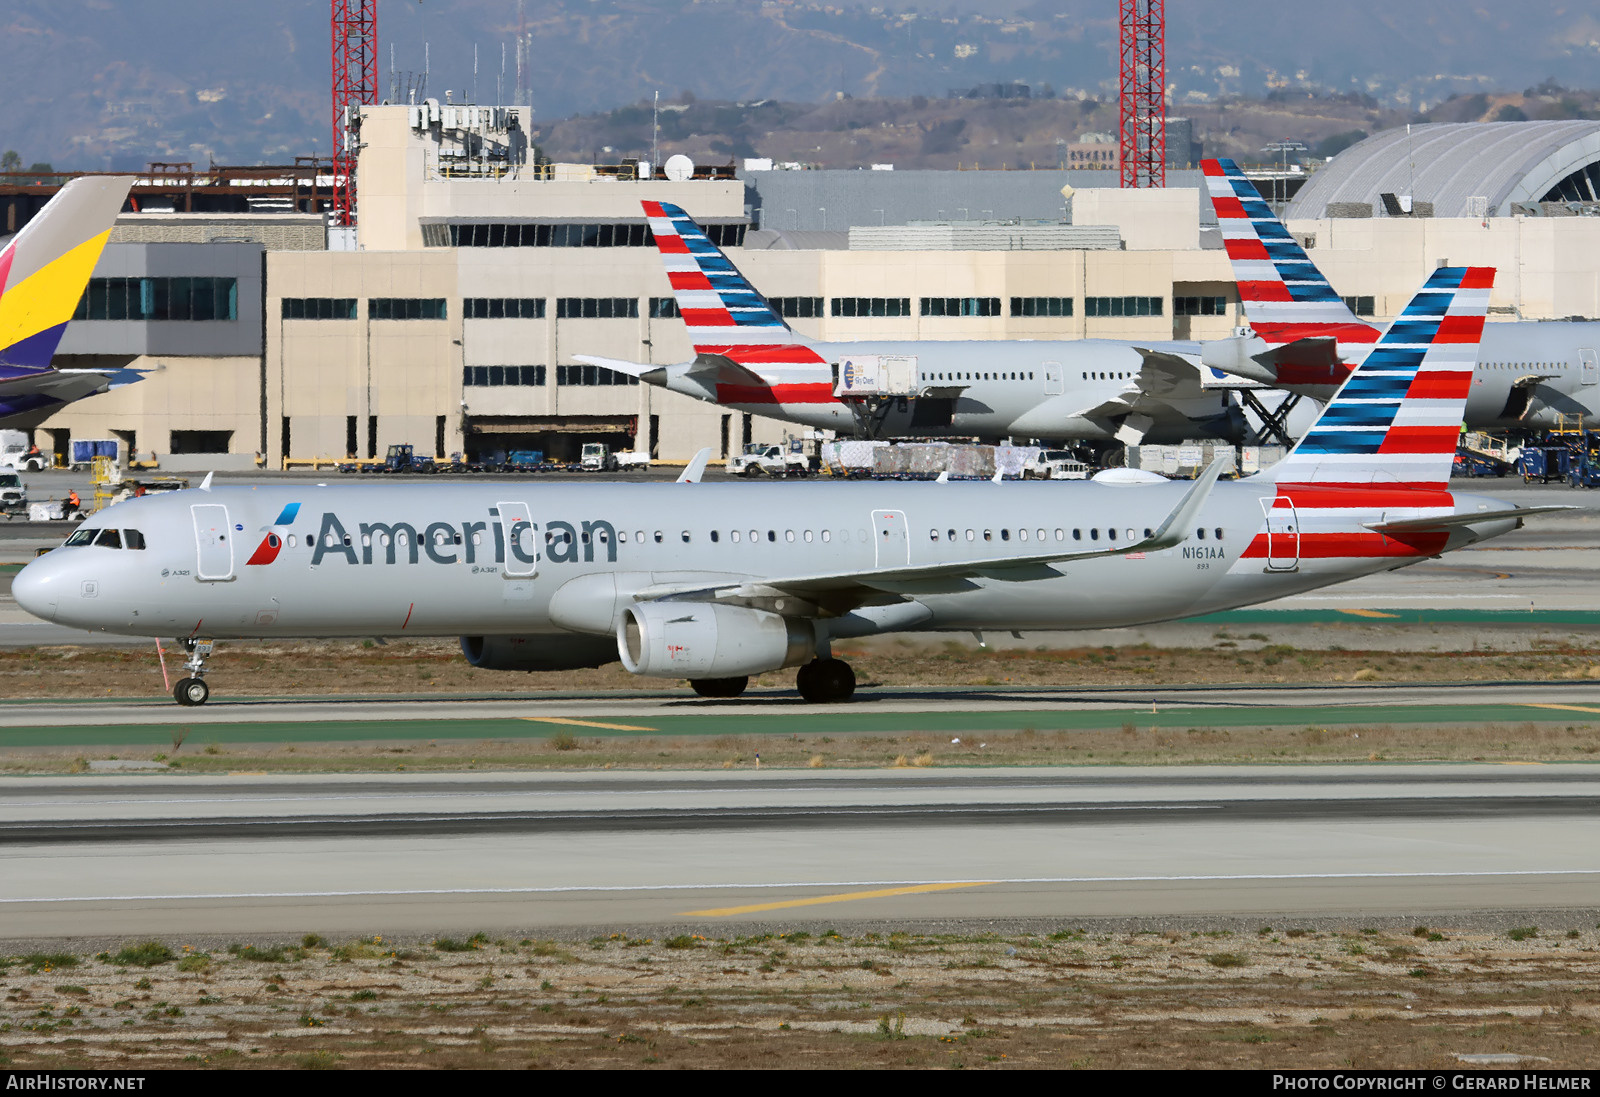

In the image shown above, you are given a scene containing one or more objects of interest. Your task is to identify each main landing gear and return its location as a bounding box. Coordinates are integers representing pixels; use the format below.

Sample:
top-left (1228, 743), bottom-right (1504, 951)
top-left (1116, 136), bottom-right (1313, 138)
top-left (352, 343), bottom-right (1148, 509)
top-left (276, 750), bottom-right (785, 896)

top-left (796, 658), bottom-right (855, 704)
top-left (173, 639), bottom-right (214, 706)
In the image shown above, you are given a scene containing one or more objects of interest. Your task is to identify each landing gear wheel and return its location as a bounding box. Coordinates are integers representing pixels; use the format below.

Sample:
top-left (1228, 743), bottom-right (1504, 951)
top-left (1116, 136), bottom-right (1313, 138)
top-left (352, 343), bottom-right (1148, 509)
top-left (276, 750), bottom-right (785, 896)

top-left (690, 676), bottom-right (748, 699)
top-left (796, 658), bottom-right (856, 704)
top-left (174, 677), bottom-right (210, 706)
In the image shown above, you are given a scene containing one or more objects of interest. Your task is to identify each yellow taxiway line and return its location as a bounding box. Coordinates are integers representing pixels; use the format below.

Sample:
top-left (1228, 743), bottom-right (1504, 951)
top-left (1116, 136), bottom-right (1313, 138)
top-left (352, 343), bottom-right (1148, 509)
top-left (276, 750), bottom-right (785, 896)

top-left (1336, 608), bottom-right (1400, 618)
top-left (522, 717), bottom-right (659, 732)
top-left (1524, 703), bottom-right (1600, 715)
top-left (680, 881), bottom-right (993, 917)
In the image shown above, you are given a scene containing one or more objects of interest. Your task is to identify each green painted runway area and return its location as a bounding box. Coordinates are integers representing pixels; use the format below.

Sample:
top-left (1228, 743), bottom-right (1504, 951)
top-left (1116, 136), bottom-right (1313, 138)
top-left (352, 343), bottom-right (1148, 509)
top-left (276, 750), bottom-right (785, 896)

top-left (2, 702), bottom-right (1596, 748)
top-left (1196, 608), bottom-right (1600, 626)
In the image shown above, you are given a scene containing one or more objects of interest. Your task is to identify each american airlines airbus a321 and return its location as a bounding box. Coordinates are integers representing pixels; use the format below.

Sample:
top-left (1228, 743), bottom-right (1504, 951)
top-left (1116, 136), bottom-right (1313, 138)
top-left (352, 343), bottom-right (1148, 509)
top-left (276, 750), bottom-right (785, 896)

top-left (12, 267), bottom-right (1560, 706)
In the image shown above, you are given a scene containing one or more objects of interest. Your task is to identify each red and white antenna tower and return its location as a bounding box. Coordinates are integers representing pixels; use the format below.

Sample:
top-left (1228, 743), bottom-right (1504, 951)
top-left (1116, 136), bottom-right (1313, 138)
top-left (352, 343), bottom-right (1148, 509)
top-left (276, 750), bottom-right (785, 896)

top-left (1118, 0), bottom-right (1165, 188)
top-left (331, 0), bottom-right (379, 226)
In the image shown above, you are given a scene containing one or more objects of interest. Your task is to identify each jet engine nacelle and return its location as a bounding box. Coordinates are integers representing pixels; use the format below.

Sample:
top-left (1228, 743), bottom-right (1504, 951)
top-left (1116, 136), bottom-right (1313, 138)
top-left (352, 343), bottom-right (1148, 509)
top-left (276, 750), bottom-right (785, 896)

top-left (618, 601), bottom-right (815, 678)
top-left (459, 633), bottom-right (619, 672)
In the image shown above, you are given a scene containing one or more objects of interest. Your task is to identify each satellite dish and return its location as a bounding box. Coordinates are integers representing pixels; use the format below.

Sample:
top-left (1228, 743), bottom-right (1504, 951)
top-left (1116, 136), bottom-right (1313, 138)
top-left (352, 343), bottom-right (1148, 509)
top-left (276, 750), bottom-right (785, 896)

top-left (663, 154), bottom-right (695, 182)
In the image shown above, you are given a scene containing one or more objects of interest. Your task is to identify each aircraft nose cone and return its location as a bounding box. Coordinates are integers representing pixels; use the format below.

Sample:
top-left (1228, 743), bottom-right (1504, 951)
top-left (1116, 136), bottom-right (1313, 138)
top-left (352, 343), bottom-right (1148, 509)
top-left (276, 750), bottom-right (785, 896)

top-left (11, 559), bottom-right (58, 621)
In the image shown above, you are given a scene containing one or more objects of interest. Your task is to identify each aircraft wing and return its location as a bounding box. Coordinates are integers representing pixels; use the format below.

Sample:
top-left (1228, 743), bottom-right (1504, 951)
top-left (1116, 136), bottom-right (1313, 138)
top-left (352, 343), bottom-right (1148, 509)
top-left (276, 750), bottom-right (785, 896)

top-left (636, 459), bottom-right (1227, 614)
top-left (1131, 346), bottom-right (1204, 398)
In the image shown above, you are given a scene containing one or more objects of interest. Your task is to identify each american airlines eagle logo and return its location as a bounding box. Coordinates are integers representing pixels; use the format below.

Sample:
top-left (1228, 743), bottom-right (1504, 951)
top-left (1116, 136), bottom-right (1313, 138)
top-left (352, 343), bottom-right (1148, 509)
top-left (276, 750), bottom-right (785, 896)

top-left (245, 502), bottom-right (301, 566)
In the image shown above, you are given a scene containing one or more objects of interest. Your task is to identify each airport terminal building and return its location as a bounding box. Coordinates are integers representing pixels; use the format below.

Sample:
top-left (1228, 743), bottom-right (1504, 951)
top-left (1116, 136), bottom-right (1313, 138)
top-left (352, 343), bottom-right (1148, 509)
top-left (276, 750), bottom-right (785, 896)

top-left (26, 112), bottom-right (1600, 468)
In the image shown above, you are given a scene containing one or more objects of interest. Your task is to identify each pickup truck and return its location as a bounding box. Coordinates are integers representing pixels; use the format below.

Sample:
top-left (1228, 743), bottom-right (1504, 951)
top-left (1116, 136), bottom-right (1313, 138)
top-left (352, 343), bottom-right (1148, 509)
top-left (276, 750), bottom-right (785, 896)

top-left (727, 443), bottom-right (809, 477)
top-left (0, 472), bottom-right (27, 518)
top-left (580, 443), bottom-right (651, 472)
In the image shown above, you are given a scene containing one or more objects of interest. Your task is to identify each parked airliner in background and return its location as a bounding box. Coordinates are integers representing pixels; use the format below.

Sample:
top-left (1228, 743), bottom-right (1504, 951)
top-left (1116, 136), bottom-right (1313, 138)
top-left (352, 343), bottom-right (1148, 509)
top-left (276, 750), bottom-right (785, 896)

top-left (574, 200), bottom-right (1242, 446)
top-left (0, 176), bottom-right (143, 428)
top-left (13, 267), bottom-right (1557, 707)
top-left (1202, 158), bottom-right (1600, 428)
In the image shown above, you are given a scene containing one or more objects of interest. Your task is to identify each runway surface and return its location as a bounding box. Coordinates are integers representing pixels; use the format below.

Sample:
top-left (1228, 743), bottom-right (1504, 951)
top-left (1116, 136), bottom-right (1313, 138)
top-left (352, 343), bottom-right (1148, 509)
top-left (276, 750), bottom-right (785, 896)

top-left (3, 765), bottom-right (1598, 938)
top-left (2, 679), bottom-right (1599, 747)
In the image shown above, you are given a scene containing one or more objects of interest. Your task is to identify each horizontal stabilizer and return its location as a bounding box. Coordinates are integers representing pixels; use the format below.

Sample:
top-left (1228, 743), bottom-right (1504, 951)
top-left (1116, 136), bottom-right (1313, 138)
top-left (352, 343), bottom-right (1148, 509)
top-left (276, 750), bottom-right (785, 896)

top-left (570, 354), bottom-right (654, 378)
top-left (1364, 505), bottom-right (1575, 533)
top-left (1254, 336), bottom-right (1340, 371)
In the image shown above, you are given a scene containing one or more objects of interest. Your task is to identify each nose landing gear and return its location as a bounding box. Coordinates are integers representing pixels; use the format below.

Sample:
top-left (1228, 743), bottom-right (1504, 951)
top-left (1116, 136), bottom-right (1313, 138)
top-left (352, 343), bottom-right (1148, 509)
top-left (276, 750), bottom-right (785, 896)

top-left (795, 658), bottom-right (856, 704)
top-left (173, 639), bottom-right (214, 706)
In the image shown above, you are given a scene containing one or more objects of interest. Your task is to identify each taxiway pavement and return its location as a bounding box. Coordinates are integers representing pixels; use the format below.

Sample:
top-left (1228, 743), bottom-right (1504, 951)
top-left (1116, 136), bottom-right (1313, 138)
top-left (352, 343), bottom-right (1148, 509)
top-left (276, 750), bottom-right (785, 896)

top-left (2, 765), bottom-right (1597, 938)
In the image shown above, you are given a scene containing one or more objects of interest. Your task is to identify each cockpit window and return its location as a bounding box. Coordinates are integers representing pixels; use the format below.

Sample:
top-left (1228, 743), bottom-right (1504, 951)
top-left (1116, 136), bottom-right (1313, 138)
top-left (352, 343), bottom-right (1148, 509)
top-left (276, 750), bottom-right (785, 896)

top-left (124, 529), bottom-right (146, 550)
top-left (64, 528), bottom-right (96, 547)
top-left (94, 529), bottom-right (122, 549)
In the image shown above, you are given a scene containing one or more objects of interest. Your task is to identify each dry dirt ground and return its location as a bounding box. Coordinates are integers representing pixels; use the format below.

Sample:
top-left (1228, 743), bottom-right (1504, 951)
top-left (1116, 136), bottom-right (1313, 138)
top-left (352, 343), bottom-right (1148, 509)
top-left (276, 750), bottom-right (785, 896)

top-left (7, 633), bottom-right (1600, 701)
top-left (2, 926), bottom-right (1597, 1070)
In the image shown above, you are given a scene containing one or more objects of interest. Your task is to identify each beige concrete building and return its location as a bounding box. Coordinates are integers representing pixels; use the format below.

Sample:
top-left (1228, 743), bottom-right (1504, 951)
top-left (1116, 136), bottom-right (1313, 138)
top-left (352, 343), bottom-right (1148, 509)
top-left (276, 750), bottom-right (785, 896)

top-left (33, 110), bottom-right (1600, 468)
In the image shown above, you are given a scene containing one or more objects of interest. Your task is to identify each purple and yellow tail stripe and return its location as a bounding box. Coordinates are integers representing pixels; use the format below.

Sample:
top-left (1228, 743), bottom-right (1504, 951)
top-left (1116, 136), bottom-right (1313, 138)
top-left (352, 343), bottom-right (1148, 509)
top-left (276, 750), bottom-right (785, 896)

top-left (0, 176), bottom-right (133, 369)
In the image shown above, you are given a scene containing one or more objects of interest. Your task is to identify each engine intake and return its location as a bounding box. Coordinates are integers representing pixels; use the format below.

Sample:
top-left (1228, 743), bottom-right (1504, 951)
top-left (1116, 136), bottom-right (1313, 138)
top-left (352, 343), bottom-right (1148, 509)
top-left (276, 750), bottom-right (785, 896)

top-left (618, 602), bottom-right (814, 678)
top-left (459, 634), bottom-right (618, 672)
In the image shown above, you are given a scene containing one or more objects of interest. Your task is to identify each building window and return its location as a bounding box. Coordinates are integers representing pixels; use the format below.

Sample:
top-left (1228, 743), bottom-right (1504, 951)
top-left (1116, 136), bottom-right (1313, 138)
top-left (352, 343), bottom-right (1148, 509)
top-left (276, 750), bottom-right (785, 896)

top-left (1084, 296), bottom-right (1163, 318)
top-left (831, 297), bottom-right (911, 318)
top-left (75, 277), bottom-right (239, 322)
top-left (1342, 295), bottom-right (1376, 317)
top-left (464, 297), bottom-right (546, 319)
top-left (282, 297), bottom-right (357, 320)
top-left (440, 222), bottom-right (746, 248)
top-left (921, 297), bottom-right (1001, 317)
top-left (772, 296), bottom-right (824, 319)
top-left (649, 297), bottom-right (680, 319)
top-left (1173, 296), bottom-right (1228, 316)
top-left (368, 298), bottom-right (448, 320)
top-left (1011, 297), bottom-right (1073, 317)
top-left (556, 297), bottom-right (640, 319)
top-left (463, 366), bottom-right (547, 387)
top-left (555, 364), bottom-right (640, 386)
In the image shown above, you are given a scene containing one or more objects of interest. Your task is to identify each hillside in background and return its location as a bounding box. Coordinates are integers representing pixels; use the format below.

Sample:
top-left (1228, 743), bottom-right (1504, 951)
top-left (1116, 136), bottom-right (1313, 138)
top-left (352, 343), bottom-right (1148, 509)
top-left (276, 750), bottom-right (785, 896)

top-left (1, 0), bottom-right (1599, 169)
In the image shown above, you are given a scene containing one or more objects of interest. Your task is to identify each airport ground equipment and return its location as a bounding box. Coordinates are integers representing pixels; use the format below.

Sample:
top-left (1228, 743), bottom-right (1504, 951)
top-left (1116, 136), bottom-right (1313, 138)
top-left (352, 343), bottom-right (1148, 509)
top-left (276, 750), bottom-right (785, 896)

top-left (0, 472), bottom-right (27, 518)
top-left (0, 431), bottom-right (46, 472)
top-left (727, 442), bottom-right (809, 477)
top-left (1021, 450), bottom-right (1091, 480)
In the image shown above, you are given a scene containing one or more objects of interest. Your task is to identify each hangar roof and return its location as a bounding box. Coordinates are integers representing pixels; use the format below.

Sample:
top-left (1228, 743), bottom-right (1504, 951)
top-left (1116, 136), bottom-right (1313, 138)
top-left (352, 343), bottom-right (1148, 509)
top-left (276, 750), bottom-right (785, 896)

top-left (1284, 121), bottom-right (1600, 219)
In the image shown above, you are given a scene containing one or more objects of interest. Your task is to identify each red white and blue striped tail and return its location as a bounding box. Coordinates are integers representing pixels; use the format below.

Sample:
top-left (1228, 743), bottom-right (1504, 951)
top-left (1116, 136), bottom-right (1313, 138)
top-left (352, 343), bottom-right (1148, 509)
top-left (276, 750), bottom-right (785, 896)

top-left (1266, 266), bottom-right (1494, 488)
top-left (1203, 158), bottom-right (1381, 346)
top-left (642, 200), bottom-right (815, 359)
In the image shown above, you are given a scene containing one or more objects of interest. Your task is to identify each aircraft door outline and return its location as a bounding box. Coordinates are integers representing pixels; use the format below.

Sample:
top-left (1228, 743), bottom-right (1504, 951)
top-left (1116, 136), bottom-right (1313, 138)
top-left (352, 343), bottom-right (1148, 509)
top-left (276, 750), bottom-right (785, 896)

top-left (872, 509), bottom-right (910, 569)
top-left (191, 504), bottom-right (235, 582)
top-left (1043, 361), bottom-right (1064, 395)
top-left (1581, 348), bottom-right (1597, 386)
top-left (1259, 495), bottom-right (1300, 572)
top-left (497, 501), bottom-right (538, 578)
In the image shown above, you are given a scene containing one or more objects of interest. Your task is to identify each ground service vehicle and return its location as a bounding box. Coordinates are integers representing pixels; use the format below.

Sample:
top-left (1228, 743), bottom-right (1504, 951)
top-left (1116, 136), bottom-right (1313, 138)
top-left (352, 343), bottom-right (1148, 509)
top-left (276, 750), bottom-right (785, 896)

top-left (0, 472), bottom-right (26, 517)
top-left (1022, 450), bottom-right (1091, 480)
top-left (727, 443), bottom-right (809, 477)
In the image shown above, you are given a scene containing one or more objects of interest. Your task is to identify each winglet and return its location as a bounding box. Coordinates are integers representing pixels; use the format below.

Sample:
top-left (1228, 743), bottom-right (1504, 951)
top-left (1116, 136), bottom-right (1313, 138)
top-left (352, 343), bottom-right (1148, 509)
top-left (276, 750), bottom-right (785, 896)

top-left (199, 471), bottom-right (214, 492)
top-left (935, 470), bottom-right (950, 484)
top-left (1139, 456), bottom-right (1229, 552)
top-left (677, 447), bottom-right (712, 484)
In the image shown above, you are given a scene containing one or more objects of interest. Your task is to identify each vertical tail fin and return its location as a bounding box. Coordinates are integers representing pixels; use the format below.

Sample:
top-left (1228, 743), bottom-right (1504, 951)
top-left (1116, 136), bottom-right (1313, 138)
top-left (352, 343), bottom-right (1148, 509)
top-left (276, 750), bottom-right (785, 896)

top-left (1269, 266), bottom-right (1493, 487)
top-left (1202, 158), bottom-right (1378, 344)
top-left (0, 176), bottom-right (134, 370)
top-left (643, 200), bottom-right (797, 355)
